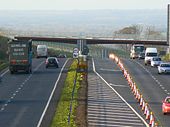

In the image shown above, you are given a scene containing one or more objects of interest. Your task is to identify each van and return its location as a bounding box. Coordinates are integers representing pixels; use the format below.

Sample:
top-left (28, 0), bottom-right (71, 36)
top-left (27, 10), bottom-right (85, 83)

top-left (144, 47), bottom-right (158, 65)
top-left (36, 45), bottom-right (48, 58)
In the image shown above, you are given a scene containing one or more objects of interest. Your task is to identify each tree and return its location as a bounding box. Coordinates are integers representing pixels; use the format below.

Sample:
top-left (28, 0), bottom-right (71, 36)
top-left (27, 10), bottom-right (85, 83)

top-left (114, 25), bottom-right (143, 39)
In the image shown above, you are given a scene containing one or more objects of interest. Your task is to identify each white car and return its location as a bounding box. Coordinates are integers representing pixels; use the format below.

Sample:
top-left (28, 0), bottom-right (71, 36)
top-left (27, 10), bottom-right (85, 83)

top-left (151, 57), bottom-right (162, 67)
top-left (158, 63), bottom-right (170, 74)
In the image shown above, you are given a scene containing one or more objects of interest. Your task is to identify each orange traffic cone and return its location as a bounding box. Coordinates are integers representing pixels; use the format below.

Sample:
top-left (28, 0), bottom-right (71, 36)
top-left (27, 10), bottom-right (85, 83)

top-left (149, 112), bottom-right (154, 125)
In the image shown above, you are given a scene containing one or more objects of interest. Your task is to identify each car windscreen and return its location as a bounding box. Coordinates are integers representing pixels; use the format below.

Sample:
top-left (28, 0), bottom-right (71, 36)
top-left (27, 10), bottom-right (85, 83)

top-left (161, 64), bottom-right (170, 67)
top-left (153, 58), bottom-right (161, 61)
top-left (146, 53), bottom-right (157, 57)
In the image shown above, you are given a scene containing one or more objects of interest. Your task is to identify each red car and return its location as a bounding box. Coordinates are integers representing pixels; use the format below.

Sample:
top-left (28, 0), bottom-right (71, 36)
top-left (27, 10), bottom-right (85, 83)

top-left (162, 96), bottom-right (170, 115)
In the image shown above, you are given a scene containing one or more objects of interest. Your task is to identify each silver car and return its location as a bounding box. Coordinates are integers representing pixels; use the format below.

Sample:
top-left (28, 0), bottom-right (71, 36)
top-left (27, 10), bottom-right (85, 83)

top-left (158, 63), bottom-right (170, 74)
top-left (151, 57), bottom-right (162, 67)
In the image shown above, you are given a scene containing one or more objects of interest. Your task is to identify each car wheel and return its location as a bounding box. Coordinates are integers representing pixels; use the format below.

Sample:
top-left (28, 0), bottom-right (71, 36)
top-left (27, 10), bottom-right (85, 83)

top-left (163, 112), bottom-right (166, 115)
top-left (10, 71), bottom-right (14, 74)
top-left (46, 66), bottom-right (48, 68)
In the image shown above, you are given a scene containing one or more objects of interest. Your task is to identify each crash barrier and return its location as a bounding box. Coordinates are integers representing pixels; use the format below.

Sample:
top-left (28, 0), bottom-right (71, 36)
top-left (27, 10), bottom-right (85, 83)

top-left (109, 54), bottom-right (159, 127)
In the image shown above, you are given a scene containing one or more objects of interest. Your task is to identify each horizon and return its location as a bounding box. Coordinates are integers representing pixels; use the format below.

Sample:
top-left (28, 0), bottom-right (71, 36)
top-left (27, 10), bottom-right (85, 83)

top-left (0, 0), bottom-right (169, 10)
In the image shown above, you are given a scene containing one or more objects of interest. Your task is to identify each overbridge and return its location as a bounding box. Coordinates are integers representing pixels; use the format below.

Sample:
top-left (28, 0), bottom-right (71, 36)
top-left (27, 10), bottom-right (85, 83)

top-left (15, 36), bottom-right (168, 46)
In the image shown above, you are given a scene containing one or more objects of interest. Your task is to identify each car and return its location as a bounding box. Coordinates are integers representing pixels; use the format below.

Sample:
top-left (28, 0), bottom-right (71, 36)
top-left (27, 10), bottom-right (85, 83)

top-left (45, 57), bottom-right (59, 68)
top-left (58, 54), bottom-right (67, 58)
top-left (162, 96), bottom-right (170, 115)
top-left (158, 63), bottom-right (170, 74)
top-left (138, 52), bottom-right (145, 59)
top-left (151, 57), bottom-right (162, 67)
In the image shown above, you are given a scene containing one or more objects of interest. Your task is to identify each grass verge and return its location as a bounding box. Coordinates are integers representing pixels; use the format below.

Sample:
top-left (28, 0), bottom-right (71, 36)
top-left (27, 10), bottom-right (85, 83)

top-left (162, 53), bottom-right (170, 61)
top-left (50, 59), bottom-right (80, 127)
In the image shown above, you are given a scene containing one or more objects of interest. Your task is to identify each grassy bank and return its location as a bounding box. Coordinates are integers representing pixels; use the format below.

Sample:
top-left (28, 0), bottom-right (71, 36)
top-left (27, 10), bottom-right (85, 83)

top-left (162, 53), bottom-right (170, 62)
top-left (51, 60), bottom-right (80, 127)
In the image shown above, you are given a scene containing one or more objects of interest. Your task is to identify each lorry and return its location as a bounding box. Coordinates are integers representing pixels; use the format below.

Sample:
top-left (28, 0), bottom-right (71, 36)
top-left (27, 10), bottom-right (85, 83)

top-left (130, 44), bottom-right (145, 59)
top-left (8, 39), bottom-right (32, 74)
top-left (36, 45), bottom-right (48, 58)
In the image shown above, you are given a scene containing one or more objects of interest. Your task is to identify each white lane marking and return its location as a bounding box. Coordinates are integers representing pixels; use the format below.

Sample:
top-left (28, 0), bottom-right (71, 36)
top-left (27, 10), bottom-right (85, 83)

top-left (88, 116), bottom-right (142, 122)
top-left (88, 123), bottom-right (141, 127)
top-left (100, 68), bottom-right (121, 72)
top-left (88, 119), bottom-right (144, 126)
top-left (92, 58), bottom-right (149, 127)
top-left (13, 93), bottom-right (16, 96)
top-left (37, 59), bottom-right (69, 127)
top-left (88, 113), bottom-right (138, 118)
top-left (88, 108), bottom-right (135, 113)
top-left (168, 93), bottom-right (170, 95)
top-left (0, 69), bottom-right (9, 77)
top-left (4, 104), bottom-right (8, 107)
top-left (110, 83), bottom-right (129, 87)
top-left (1, 108), bottom-right (4, 111)
top-left (88, 111), bottom-right (137, 116)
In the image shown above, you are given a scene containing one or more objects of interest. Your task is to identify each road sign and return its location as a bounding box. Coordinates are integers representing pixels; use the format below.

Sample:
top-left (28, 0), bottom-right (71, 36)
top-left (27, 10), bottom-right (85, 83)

top-left (73, 47), bottom-right (79, 53)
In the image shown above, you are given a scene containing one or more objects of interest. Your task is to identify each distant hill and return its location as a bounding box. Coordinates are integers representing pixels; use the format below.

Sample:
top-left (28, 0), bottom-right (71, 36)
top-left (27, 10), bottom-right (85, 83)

top-left (0, 9), bottom-right (167, 37)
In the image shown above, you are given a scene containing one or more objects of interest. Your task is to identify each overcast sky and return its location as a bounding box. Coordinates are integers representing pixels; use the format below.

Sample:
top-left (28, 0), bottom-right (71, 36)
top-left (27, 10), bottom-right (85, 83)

top-left (0, 0), bottom-right (169, 10)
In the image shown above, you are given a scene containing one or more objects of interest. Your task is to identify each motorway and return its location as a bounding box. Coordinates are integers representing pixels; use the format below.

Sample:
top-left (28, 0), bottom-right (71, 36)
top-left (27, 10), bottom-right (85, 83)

top-left (89, 58), bottom-right (170, 127)
top-left (0, 58), bottom-right (67, 127)
top-left (122, 58), bottom-right (170, 127)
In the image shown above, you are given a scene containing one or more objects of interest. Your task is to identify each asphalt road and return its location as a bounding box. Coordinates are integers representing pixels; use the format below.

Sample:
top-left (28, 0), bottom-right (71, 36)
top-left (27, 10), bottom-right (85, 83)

top-left (122, 58), bottom-right (170, 127)
top-left (0, 58), bottom-right (67, 127)
top-left (88, 58), bottom-right (149, 127)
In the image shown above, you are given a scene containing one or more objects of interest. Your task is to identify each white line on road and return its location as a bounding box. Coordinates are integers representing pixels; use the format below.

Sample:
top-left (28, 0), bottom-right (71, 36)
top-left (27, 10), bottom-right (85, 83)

top-left (100, 68), bottom-right (122, 72)
top-left (110, 83), bottom-right (129, 87)
top-left (0, 69), bottom-right (9, 77)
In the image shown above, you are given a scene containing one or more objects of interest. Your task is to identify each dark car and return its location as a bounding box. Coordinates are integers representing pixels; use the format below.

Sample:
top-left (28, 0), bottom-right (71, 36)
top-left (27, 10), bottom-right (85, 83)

top-left (45, 57), bottom-right (59, 68)
top-left (58, 54), bottom-right (67, 58)
top-left (138, 52), bottom-right (145, 59)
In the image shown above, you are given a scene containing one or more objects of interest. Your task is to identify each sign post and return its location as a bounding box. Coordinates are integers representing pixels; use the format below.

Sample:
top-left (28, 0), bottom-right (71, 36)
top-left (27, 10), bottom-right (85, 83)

top-left (168, 4), bottom-right (170, 59)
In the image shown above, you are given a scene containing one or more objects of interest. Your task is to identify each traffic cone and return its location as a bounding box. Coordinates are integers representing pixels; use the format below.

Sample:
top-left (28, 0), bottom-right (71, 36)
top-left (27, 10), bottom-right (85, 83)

top-left (142, 101), bottom-right (145, 111)
top-left (144, 103), bottom-right (148, 115)
top-left (151, 120), bottom-right (155, 127)
top-left (145, 109), bottom-right (150, 120)
top-left (135, 89), bottom-right (139, 99)
top-left (140, 96), bottom-right (143, 106)
top-left (149, 112), bottom-right (154, 125)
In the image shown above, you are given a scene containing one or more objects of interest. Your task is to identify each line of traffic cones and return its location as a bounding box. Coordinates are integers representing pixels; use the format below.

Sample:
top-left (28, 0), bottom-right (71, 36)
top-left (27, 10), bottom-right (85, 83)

top-left (110, 53), bottom-right (158, 127)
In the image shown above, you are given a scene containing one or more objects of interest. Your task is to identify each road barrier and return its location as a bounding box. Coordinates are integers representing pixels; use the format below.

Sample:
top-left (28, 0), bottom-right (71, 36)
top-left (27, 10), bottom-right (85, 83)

top-left (109, 53), bottom-right (159, 127)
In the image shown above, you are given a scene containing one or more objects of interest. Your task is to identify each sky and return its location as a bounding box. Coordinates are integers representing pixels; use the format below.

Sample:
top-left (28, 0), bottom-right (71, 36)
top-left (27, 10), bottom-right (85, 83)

top-left (0, 0), bottom-right (169, 10)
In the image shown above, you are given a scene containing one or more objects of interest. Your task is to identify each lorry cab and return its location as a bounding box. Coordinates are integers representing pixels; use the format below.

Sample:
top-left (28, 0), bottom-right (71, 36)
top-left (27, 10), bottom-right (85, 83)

top-left (144, 47), bottom-right (158, 65)
top-left (130, 44), bottom-right (145, 59)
